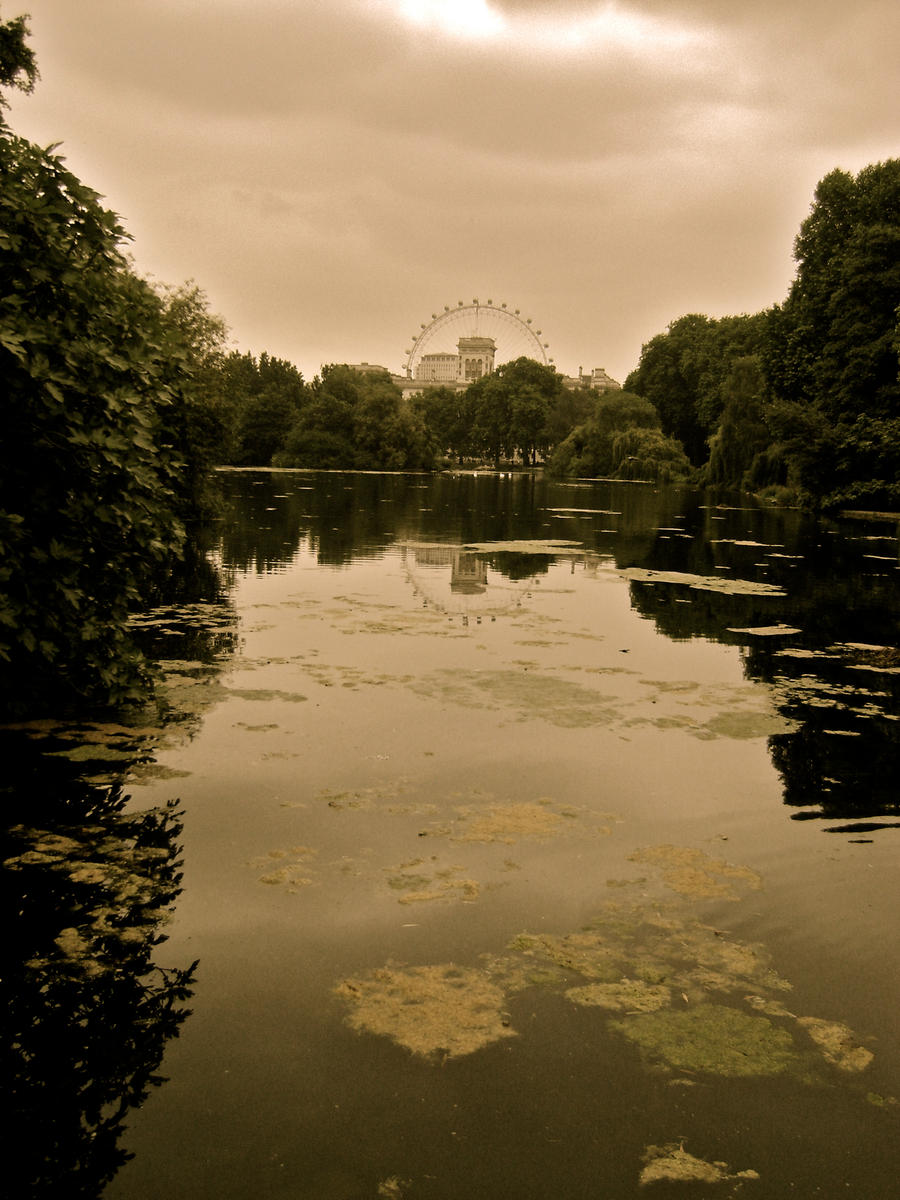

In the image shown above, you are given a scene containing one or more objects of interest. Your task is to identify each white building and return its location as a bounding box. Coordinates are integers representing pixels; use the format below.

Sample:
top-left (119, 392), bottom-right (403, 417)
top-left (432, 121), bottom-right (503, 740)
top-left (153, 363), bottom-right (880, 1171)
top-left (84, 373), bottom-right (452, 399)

top-left (413, 337), bottom-right (498, 385)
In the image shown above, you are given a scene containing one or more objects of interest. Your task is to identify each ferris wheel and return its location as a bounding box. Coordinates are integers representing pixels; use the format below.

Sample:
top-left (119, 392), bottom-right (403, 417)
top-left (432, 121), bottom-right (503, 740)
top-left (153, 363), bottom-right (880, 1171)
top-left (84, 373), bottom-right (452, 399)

top-left (404, 299), bottom-right (552, 378)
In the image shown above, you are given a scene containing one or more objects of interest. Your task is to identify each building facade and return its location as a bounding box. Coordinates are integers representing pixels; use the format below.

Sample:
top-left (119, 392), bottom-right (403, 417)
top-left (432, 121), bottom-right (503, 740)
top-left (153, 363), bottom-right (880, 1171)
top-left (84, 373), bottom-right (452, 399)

top-left (413, 337), bottom-right (498, 385)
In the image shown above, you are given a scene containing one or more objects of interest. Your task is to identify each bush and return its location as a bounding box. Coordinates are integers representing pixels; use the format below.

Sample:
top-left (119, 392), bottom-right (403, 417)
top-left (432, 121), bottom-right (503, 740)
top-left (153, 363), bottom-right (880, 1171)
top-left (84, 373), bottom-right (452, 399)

top-left (547, 392), bottom-right (691, 482)
top-left (0, 131), bottom-right (204, 711)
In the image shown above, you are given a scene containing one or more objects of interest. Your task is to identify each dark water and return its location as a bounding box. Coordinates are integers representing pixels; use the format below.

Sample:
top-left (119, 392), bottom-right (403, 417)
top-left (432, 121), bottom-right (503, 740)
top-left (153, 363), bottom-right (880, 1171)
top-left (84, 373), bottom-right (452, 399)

top-left (5, 470), bottom-right (899, 1198)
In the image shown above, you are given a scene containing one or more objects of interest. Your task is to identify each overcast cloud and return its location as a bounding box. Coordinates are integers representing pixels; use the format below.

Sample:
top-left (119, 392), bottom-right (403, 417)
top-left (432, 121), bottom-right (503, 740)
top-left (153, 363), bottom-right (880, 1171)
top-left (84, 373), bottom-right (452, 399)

top-left (6, 0), bottom-right (899, 383)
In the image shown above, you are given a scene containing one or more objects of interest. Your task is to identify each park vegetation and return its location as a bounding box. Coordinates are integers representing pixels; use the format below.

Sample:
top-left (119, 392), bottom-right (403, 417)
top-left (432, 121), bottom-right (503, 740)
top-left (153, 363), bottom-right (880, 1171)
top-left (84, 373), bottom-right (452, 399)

top-left (1, 20), bottom-right (227, 711)
top-left (199, 158), bottom-right (899, 513)
top-left (1, 12), bottom-right (898, 712)
top-left (623, 161), bottom-right (900, 511)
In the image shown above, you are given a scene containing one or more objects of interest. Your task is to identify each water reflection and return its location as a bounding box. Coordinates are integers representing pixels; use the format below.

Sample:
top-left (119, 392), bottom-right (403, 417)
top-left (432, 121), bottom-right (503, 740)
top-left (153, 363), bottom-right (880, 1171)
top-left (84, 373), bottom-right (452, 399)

top-left (619, 505), bottom-right (900, 827)
top-left (216, 469), bottom-right (899, 830)
top-left (3, 543), bottom-right (236, 1193)
top-left (4, 743), bottom-right (196, 1197)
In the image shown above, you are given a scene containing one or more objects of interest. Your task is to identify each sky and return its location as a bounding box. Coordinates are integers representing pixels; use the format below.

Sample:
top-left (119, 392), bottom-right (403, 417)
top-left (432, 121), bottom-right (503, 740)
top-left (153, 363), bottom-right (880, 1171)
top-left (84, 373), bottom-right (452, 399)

top-left (5, 0), bottom-right (899, 384)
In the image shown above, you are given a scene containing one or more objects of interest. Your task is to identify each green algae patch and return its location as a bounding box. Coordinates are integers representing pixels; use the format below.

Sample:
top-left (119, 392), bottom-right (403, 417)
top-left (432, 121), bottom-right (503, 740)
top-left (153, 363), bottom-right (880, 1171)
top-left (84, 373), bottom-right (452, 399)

top-left (450, 801), bottom-right (567, 844)
top-left (421, 793), bottom-right (611, 847)
top-left (619, 567), bottom-right (786, 597)
top-left (506, 896), bottom-right (791, 1004)
top-left (224, 687), bottom-right (308, 703)
top-left (628, 844), bottom-right (762, 901)
top-left (334, 964), bottom-right (515, 1061)
top-left (461, 539), bottom-right (583, 554)
top-left (386, 872), bottom-right (434, 892)
top-left (744, 996), bottom-right (874, 1071)
top-left (703, 709), bottom-right (798, 740)
top-left (384, 859), bottom-right (481, 905)
top-left (319, 781), bottom-right (435, 816)
top-left (503, 930), bottom-right (622, 984)
top-left (409, 668), bottom-right (619, 728)
top-left (377, 1177), bottom-right (412, 1199)
top-left (796, 1017), bottom-right (874, 1072)
top-left (640, 1143), bottom-right (760, 1187)
top-left (567, 979), bottom-right (671, 1013)
top-left (614, 1004), bottom-right (800, 1077)
top-left (685, 934), bottom-right (791, 997)
top-left (258, 866), bottom-right (315, 890)
top-left (251, 844), bottom-right (319, 892)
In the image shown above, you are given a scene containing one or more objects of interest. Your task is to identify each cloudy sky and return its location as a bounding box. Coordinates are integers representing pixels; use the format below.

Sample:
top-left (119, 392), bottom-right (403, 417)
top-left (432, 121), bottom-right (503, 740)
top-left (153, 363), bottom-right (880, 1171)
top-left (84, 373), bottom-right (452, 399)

top-left (6, 0), bottom-right (899, 383)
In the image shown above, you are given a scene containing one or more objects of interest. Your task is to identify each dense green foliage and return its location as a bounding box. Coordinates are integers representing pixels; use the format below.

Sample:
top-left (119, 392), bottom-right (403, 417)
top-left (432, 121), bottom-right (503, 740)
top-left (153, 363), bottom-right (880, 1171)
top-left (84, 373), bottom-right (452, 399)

top-left (0, 126), bottom-right (221, 710)
top-left (625, 161), bottom-right (900, 509)
top-left (460, 357), bottom-right (573, 467)
top-left (211, 349), bottom-right (305, 465)
top-left (547, 392), bottom-right (693, 482)
top-left (624, 313), bottom-right (768, 466)
top-left (205, 356), bottom-right (583, 472)
top-left (273, 365), bottom-right (435, 470)
top-left (762, 162), bottom-right (900, 509)
top-left (0, 10), bottom-right (36, 102)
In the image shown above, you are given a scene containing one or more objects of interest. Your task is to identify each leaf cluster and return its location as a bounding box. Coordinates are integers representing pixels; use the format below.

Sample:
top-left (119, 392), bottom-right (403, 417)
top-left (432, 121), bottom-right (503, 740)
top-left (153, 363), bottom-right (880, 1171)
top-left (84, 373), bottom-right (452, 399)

top-left (762, 161), bottom-right (900, 508)
top-left (623, 160), bottom-right (900, 510)
top-left (0, 12), bottom-right (38, 106)
top-left (275, 364), bottom-right (436, 471)
top-left (0, 131), bottom-right (218, 710)
top-left (547, 392), bottom-right (693, 483)
top-left (411, 357), bottom-right (577, 468)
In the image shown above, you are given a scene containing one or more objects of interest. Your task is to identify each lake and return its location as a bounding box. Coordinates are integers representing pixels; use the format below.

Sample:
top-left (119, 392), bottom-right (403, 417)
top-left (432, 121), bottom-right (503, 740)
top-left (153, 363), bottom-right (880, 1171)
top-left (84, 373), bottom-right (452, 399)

top-left (6, 469), bottom-right (900, 1198)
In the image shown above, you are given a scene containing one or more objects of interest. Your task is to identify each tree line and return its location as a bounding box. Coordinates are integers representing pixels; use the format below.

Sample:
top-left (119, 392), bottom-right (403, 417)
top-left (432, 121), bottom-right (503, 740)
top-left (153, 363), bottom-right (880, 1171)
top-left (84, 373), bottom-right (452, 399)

top-left (624, 161), bottom-right (900, 512)
top-left (199, 350), bottom-right (672, 476)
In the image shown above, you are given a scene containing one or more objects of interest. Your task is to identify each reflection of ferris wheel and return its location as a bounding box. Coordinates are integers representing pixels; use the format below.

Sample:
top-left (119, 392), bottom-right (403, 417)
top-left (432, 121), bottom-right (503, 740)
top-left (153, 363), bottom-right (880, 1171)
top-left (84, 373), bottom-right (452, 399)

top-left (404, 299), bottom-right (552, 378)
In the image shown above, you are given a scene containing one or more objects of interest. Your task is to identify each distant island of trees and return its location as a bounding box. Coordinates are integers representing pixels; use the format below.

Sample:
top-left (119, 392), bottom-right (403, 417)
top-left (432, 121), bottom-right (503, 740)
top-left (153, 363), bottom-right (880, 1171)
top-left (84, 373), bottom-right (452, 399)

top-left (1, 12), bottom-right (898, 711)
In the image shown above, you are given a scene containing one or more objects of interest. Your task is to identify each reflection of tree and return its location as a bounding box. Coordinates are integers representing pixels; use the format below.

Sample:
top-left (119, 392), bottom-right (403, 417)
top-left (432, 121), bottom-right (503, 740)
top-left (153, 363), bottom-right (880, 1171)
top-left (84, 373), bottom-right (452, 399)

top-left (482, 552), bottom-right (550, 582)
top-left (214, 470), bottom-right (900, 828)
top-left (216, 469), bottom-right (559, 571)
top-left (624, 520), bottom-right (900, 826)
top-left (761, 643), bottom-right (900, 825)
top-left (130, 536), bottom-right (237, 667)
top-left (3, 747), bottom-right (196, 1197)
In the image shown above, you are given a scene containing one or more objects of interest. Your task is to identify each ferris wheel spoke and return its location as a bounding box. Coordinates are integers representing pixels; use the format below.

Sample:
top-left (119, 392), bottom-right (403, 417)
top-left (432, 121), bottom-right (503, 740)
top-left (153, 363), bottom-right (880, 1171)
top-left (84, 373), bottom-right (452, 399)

top-left (406, 301), bottom-right (550, 379)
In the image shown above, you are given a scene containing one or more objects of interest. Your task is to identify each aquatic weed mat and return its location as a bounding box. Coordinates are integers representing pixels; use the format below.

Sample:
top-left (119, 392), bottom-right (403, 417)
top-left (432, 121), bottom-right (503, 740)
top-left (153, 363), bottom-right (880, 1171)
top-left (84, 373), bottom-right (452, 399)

top-left (331, 840), bottom-right (893, 1193)
top-left (247, 784), bottom-right (617, 906)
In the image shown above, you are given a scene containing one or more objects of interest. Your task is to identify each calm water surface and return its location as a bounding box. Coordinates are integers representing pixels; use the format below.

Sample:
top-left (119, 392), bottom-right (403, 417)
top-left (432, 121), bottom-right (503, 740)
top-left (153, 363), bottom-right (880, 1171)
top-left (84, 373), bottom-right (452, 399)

top-left (7, 470), bottom-right (900, 1198)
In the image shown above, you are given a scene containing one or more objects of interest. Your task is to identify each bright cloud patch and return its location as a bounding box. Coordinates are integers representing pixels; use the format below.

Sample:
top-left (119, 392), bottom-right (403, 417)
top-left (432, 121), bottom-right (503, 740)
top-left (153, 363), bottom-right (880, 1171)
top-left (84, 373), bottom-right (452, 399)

top-left (396, 0), bottom-right (505, 41)
top-left (387, 0), bottom-right (711, 54)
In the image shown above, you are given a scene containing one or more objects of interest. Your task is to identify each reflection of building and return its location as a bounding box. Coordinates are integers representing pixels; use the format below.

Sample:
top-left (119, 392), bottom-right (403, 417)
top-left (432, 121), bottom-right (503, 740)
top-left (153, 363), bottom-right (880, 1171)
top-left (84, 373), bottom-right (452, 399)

top-left (451, 552), bottom-right (487, 594)
top-left (412, 545), bottom-right (488, 594)
top-left (414, 337), bottom-right (497, 385)
top-left (413, 546), bottom-right (455, 568)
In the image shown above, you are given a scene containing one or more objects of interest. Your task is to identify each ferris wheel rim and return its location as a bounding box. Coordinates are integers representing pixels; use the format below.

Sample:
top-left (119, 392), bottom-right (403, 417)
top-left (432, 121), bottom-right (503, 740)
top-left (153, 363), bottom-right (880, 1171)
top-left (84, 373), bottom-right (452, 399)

top-left (404, 300), bottom-right (551, 377)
